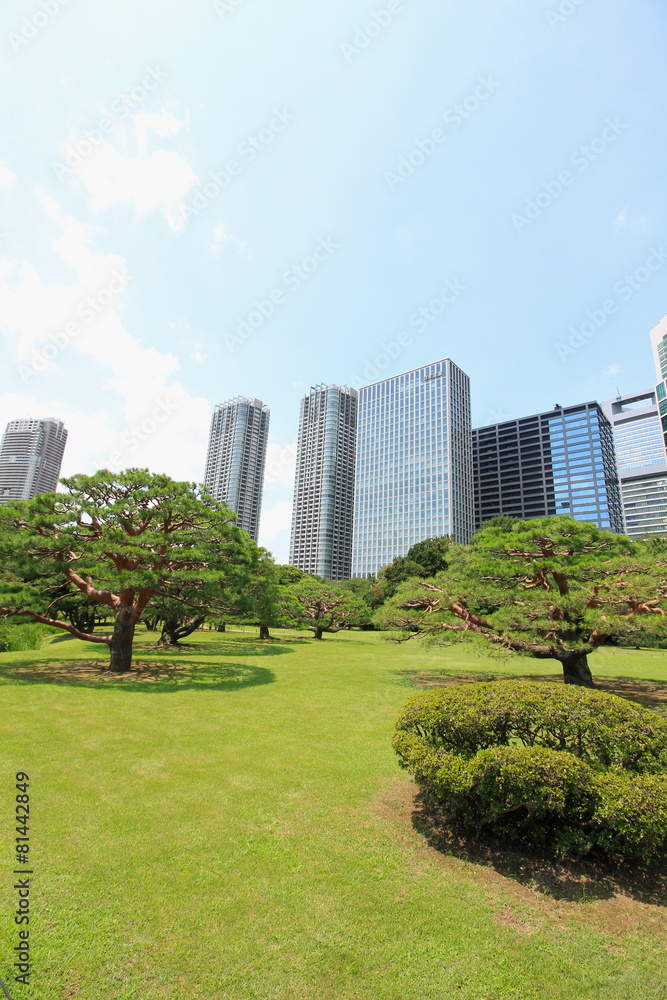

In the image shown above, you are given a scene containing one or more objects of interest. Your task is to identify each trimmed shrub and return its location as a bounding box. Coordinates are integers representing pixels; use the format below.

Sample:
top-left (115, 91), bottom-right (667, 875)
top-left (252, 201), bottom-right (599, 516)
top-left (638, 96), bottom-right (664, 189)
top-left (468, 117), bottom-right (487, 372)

top-left (394, 681), bottom-right (667, 860)
top-left (394, 681), bottom-right (667, 773)
top-left (592, 772), bottom-right (667, 859)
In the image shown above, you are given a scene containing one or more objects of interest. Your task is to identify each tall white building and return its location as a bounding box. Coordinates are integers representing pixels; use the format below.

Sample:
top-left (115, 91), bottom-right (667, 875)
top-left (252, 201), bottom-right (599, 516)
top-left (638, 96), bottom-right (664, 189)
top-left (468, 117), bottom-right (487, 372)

top-left (289, 385), bottom-right (358, 580)
top-left (0, 418), bottom-right (68, 503)
top-left (650, 314), bottom-right (667, 449)
top-left (352, 359), bottom-right (474, 578)
top-left (204, 397), bottom-right (269, 542)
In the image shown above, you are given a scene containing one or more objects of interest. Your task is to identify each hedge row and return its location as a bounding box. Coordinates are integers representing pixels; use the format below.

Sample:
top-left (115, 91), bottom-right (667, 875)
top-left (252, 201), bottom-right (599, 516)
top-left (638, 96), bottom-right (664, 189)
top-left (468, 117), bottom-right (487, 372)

top-left (394, 681), bottom-right (667, 859)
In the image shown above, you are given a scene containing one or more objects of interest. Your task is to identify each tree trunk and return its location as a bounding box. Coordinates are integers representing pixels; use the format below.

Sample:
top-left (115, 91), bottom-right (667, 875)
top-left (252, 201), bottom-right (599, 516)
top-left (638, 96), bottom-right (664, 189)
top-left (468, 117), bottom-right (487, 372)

top-left (108, 606), bottom-right (136, 673)
top-left (258, 623), bottom-right (274, 640)
top-left (560, 652), bottom-right (595, 687)
top-left (158, 620), bottom-right (179, 647)
top-left (158, 615), bottom-right (206, 647)
top-left (217, 623), bottom-right (226, 632)
top-left (311, 626), bottom-right (324, 640)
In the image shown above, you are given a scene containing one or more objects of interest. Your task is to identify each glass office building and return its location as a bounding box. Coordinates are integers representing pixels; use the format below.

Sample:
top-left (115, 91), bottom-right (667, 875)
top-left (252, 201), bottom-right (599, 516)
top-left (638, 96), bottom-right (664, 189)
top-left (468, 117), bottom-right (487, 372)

top-left (472, 402), bottom-right (624, 532)
top-left (351, 359), bottom-right (474, 578)
top-left (289, 384), bottom-right (357, 580)
top-left (602, 387), bottom-right (667, 539)
top-left (204, 397), bottom-right (269, 541)
top-left (0, 418), bottom-right (68, 503)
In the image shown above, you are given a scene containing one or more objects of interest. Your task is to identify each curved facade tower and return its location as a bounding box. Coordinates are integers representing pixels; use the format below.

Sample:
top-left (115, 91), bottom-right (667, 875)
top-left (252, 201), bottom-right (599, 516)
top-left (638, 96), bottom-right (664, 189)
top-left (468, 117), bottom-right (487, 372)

top-left (0, 418), bottom-right (68, 503)
top-left (289, 385), bottom-right (358, 580)
top-left (204, 397), bottom-right (269, 541)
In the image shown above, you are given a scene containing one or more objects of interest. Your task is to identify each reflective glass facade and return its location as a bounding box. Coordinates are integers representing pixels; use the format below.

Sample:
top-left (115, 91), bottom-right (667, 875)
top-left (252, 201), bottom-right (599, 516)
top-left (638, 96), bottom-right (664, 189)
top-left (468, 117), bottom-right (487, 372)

top-left (473, 403), bottom-right (624, 533)
top-left (621, 475), bottom-right (667, 536)
top-left (290, 385), bottom-right (357, 580)
top-left (351, 359), bottom-right (474, 578)
top-left (204, 397), bottom-right (269, 541)
top-left (601, 390), bottom-right (667, 537)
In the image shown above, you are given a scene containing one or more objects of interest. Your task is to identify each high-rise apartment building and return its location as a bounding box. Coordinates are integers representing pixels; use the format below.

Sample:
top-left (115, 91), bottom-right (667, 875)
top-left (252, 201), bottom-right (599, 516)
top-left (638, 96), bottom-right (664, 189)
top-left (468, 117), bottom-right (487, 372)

top-left (0, 418), bottom-right (68, 503)
top-left (650, 314), bottom-right (667, 450)
top-left (472, 402), bottom-right (624, 533)
top-left (204, 397), bottom-right (269, 542)
top-left (601, 390), bottom-right (667, 538)
top-left (351, 359), bottom-right (474, 579)
top-left (289, 384), bottom-right (357, 580)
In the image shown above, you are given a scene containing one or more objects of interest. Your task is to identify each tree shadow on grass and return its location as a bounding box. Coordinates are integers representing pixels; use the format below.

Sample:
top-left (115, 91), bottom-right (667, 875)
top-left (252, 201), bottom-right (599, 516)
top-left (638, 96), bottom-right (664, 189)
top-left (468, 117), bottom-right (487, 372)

top-left (411, 792), bottom-right (667, 907)
top-left (133, 640), bottom-right (296, 659)
top-left (0, 657), bottom-right (276, 693)
top-left (45, 634), bottom-right (299, 658)
top-left (393, 670), bottom-right (667, 715)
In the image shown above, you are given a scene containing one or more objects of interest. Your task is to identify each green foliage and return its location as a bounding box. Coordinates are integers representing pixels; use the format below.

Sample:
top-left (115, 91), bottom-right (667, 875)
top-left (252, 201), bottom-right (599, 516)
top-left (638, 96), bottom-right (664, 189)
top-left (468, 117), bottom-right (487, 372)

top-left (337, 575), bottom-right (382, 610)
top-left (394, 680), bottom-right (667, 859)
top-left (593, 772), bottom-right (667, 858)
top-left (275, 564), bottom-right (307, 585)
top-left (478, 515), bottom-right (519, 532)
top-left (372, 537), bottom-right (451, 604)
top-left (280, 579), bottom-right (371, 637)
top-left (0, 469), bottom-right (258, 668)
top-left (395, 680), bottom-right (667, 772)
top-left (405, 536), bottom-right (451, 576)
top-left (0, 620), bottom-right (49, 652)
top-left (379, 516), bottom-right (667, 683)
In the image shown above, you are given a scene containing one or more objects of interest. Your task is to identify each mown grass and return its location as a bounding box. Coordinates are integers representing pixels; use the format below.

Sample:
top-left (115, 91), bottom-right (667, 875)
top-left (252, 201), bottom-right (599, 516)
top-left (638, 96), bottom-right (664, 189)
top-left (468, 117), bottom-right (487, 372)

top-left (0, 629), bottom-right (666, 999)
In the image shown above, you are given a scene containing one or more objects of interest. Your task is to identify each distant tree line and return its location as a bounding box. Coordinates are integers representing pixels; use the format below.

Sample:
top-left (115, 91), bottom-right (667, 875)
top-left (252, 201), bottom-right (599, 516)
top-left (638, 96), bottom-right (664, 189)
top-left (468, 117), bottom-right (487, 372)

top-left (0, 472), bottom-right (666, 684)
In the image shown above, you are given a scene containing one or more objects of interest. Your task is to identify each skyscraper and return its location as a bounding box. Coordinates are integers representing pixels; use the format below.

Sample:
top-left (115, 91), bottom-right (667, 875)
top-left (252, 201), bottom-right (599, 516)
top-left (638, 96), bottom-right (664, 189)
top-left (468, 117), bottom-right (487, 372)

top-left (472, 402), bottom-right (624, 533)
top-left (0, 418), bottom-right (68, 503)
top-left (351, 359), bottom-right (474, 579)
top-left (204, 397), bottom-right (269, 542)
top-left (289, 384), bottom-right (357, 580)
top-left (601, 390), bottom-right (667, 537)
top-left (649, 313), bottom-right (667, 449)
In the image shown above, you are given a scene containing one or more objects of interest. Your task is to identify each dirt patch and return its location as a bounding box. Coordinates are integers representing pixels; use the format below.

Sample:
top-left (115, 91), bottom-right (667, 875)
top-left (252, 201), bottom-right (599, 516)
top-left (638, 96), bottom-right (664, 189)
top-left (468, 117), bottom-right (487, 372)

top-left (1, 660), bottom-right (194, 684)
top-left (0, 659), bottom-right (275, 692)
top-left (394, 670), bottom-right (667, 714)
top-left (596, 677), bottom-right (667, 714)
top-left (374, 775), bottom-right (667, 941)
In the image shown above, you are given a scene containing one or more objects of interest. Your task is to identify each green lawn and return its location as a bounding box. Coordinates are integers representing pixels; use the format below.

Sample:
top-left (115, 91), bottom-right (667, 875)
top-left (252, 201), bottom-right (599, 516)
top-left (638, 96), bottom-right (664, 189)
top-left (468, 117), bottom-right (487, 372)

top-left (1, 630), bottom-right (666, 999)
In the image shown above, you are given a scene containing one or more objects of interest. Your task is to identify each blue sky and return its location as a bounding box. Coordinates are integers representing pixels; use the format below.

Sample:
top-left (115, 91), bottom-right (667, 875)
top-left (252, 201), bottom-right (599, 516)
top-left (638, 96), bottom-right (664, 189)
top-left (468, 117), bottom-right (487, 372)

top-left (0, 0), bottom-right (665, 561)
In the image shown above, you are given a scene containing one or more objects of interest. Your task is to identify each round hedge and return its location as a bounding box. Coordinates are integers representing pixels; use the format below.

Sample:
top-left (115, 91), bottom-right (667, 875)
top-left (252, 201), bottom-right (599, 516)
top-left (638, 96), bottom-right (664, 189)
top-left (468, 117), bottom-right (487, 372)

top-left (393, 681), bottom-right (667, 859)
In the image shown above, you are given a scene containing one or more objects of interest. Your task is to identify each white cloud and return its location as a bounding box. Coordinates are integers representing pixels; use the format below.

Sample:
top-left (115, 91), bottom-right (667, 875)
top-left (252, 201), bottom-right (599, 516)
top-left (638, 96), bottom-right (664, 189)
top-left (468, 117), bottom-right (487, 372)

top-left (0, 162), bottom-right (17, 188)
top-left (59, 113), bottom-right (197, 231)
top-left (259, 500), bottom-right (293, 563)
top-left (614, 208), bottom-right (649, 233)
top-left (211, 221), bottom-right (232, 256)
top-left (190, 350), bottom-right (208, 363)
top-left (614, 208), bottom-right (627, 232)
top-left (264, 442), bottom-right (297, 486)
top-left (601, 363), bottom-right (622, 377)
top-left (0, 195), bottom-right (211, 482)
top-left (132, 111), bottom-right (185, 154)
top-left (211, 220), bottom-right (247, 257)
